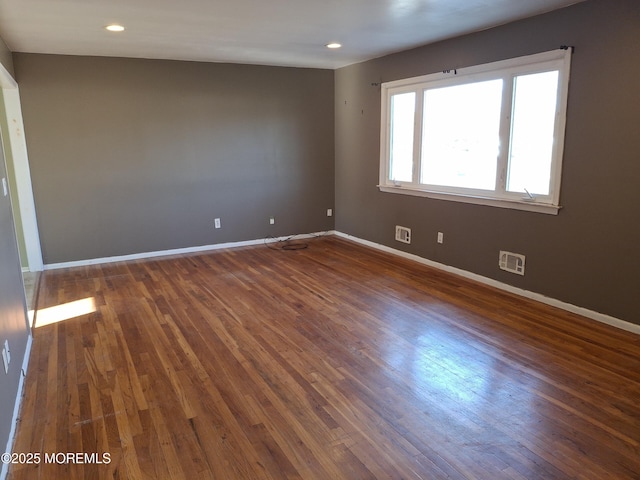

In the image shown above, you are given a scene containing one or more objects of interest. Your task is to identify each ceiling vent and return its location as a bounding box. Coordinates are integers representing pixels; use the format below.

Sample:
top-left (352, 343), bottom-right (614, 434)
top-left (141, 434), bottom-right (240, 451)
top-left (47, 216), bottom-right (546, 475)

top-left (499, 251), bottom-right (525, 275)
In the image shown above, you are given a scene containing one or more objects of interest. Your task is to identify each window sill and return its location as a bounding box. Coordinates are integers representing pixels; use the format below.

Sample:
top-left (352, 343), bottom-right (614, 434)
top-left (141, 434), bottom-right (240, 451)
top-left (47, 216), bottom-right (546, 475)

top-left (378, 185), bottom-right (561, 215)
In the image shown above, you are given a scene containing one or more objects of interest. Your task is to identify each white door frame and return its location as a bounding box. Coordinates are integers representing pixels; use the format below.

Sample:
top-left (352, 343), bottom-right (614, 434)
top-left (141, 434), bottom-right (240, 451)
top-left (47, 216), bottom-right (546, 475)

top-left (0, 62), bottom-right (43, 272)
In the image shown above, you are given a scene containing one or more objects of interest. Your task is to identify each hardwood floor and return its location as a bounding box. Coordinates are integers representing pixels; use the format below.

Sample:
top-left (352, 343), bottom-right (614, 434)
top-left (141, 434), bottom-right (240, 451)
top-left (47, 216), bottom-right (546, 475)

top-left (8, 236), bottom-right (640, 479)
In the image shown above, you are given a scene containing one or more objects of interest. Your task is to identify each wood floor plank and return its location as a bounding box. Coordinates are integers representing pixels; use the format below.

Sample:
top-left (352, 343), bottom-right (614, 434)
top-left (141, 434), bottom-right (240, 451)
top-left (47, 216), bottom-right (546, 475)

top-left (8, 236), bottom-right (640, 479)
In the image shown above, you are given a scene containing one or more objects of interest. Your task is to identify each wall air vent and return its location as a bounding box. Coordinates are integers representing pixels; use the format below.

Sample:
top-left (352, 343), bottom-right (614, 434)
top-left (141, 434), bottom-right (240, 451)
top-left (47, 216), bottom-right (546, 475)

top-left (395, 226), bottom-right (411, 244)
top-left (499, 251), bottom-right (525, 275)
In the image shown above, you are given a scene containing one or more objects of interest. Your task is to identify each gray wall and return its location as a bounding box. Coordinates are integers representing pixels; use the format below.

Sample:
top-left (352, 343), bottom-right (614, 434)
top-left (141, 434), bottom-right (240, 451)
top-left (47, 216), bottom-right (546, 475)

top-left (0, 44), bottom-right (29, 463)
top-left (14, 54), bottom-right (335, 264)
top-left (335, 0), bottom-right (640, 324)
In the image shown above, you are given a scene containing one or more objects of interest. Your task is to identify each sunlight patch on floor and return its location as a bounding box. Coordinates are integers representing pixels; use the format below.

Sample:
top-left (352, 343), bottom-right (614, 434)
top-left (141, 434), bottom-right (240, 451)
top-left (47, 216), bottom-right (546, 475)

top-left (35, 297), bottom-right (97, 328)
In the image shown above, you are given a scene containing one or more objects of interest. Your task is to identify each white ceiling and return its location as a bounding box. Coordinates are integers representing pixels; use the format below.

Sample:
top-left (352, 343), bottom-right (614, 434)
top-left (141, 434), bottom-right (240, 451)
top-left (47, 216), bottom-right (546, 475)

top-left (0, 0), bottom-right (586, 70)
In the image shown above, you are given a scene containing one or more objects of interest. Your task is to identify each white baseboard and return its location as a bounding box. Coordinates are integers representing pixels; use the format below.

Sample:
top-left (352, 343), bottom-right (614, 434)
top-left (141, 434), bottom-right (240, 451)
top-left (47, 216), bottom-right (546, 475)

top-left (334, 231), bottom-right (640, 336)
top-left (1, 333), bottom-right (33, 480)
top-left (41, 230), bottom-right (638, 335)
top-left (43, 232), bottom-right (334, 270)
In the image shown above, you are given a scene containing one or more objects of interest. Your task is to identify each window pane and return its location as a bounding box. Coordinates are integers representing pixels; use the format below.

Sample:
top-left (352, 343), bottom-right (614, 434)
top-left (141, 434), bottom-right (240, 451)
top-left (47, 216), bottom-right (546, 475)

top-left (389, 92), bottom-right (415, 182)
top-left (421, 79), bottom-right (503, 190)
top-left (507, 71), bottom-right (559, 195)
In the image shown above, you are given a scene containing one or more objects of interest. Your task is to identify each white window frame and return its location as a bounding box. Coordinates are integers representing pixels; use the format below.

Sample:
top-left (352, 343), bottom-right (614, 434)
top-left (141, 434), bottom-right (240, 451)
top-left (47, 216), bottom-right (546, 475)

top-left (379, 49), bottom-right (572, 215)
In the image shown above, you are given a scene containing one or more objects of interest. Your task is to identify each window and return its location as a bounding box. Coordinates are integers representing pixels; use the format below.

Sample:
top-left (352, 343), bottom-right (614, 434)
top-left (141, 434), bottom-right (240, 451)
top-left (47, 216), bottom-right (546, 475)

top-left (379, 49), bottom-right (572, 214)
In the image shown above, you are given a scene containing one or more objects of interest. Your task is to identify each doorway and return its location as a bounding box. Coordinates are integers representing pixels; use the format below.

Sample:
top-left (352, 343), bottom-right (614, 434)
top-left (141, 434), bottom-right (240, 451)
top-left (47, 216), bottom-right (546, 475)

top-left (0, 61), bottom-right (43, 329)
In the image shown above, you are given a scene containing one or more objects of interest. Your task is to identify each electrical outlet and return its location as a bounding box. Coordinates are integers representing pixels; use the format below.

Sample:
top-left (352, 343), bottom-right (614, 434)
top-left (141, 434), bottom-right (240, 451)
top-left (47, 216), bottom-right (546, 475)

top-left (269, 216), bottom-right (275, 225)
top-left (437, 232), bottom-right (444, 244)
top-left (214, 218), bottom-right (221, 229)
top-left (327, 208), bottom-right (333, 217)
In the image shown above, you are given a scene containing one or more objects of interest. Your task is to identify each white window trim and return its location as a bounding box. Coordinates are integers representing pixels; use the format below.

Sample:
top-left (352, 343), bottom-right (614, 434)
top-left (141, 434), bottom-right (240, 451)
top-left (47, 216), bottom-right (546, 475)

top-left (379, 49), bottom-right (572, 215)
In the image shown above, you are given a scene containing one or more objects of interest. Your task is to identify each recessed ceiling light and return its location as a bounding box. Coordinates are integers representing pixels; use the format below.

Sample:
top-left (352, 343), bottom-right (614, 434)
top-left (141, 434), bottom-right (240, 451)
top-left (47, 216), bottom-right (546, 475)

top-left (105, 24), bottom-right (125, 32)
top-left (326, 43), bottom-right (342, 49)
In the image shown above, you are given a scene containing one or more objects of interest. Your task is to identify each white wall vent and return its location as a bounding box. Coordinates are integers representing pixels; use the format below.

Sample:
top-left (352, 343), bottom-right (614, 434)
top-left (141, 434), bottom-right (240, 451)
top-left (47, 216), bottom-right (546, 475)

top-left (499, 251), bottom-right (525, 275)
top-left (395, 226), bottom-right (411, 244)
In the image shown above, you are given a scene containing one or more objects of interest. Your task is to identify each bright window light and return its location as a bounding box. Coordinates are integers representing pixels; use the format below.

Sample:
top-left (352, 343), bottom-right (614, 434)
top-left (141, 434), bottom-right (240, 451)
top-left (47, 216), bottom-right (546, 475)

top-left (389, 92), bottom-right (416, 182)
top-left (507, 71), bottom-right (559, 195)
top-left (421, 79), bottom-right (503, 190)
